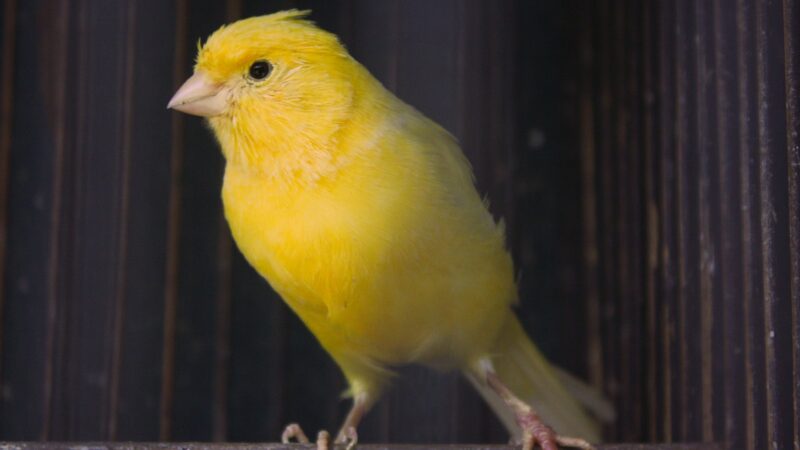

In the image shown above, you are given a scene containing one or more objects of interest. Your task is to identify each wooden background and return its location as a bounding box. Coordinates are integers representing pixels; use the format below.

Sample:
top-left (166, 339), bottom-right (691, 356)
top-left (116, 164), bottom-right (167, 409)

top-left (0, 1), bottom-right (798, 450)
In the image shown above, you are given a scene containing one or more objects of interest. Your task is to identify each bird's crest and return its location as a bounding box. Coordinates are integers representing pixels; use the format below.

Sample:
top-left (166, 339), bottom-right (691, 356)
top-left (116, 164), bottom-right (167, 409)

top-left (266, 9), bottom-right (312, 24)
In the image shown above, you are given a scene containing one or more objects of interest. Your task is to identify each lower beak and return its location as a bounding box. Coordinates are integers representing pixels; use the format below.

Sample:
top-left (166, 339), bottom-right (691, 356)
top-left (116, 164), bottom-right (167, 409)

top-left (168, 71), bottom-right (228, 117)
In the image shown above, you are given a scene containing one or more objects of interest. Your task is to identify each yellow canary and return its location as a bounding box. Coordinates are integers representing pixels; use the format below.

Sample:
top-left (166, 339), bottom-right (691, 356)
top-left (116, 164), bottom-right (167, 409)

top-left (168, 10), bottom-right (611, 450)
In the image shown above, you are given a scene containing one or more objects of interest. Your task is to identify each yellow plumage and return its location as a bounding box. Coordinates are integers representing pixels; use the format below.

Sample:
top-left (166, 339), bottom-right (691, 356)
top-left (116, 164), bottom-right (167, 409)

top-left (169, 10), bottom-right (611, 448)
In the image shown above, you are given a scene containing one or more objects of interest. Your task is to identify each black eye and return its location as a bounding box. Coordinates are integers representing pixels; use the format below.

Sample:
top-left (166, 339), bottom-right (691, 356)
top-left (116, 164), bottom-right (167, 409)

top-left (248, 60), bottom-right (272, 80)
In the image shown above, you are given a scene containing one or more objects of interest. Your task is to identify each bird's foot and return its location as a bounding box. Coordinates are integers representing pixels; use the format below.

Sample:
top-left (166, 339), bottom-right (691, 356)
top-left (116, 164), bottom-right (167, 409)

top-left (335, 425), bottom-right (358, 450)
top-left (281, 423), bottom-right (310, 444)
top-left (281, 424), bottom-right (339, 450)
top-left (483, 371), bottom-right (594, 450)
top-left (517, 412), bottom-right (594, 450)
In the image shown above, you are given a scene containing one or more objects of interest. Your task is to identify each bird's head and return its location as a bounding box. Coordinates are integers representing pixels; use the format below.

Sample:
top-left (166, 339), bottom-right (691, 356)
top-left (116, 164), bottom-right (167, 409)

top-left (169, 10), bottom-right (367, 172)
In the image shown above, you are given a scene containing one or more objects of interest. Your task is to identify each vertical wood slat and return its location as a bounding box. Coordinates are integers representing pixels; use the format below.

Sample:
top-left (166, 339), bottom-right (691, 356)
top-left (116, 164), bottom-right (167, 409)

top-left (590, 1), bottom-right (798, 447)
top-left (734, 1), bottom-right (769, 449)
top-left (113, 0), bottom-right (178, 440)
top-left (622, 0), bottom-right (646, 441)
top-left (641, 0), bottom-right (662, 442)
top-left (693, 0), bottom-right (725, 443)
top-left (631, 0), bottom-right (646, 438)
top-left (50, 0), bottom-right (140, 439)
top-left (593, 0), bottom-right (619, 437)
top-left (711, 0), bottom-right (748, 448)
top-left (579, 0), bottom-right (603, 403)
top-left (43, 0), bottom-right (73, 440)
top-left (754, 0), bottom-right (794, 449)
top-left (611, 0), bottom-right (629, 439)
top-left (675, 0), bottom-right (704, 440)
top-left (0, 0), bottom-right (17, 400)
top-left (160, 0), bottom-right (187, 440)
top-left (107, 0), bottom-right (137, 439)
top-left (617, 0), bottom-right (631, 438)
top-left (656, 0), bottom-right (678, 442)
top-left (0, 0), bottom-right (62, 437)
top-left (783, 0), bottom-right (800, 447)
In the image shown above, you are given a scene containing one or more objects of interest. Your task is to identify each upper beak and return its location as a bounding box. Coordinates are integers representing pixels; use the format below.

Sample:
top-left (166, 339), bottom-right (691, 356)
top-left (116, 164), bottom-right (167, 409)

top-left (167, 71), bottom-right (228, 117)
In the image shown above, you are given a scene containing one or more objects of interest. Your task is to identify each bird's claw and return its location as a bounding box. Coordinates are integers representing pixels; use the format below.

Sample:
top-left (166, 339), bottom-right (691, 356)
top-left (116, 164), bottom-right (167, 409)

top-left (316, 430), bottom-right (331, 450)
top-left (335, 426), bottom-right (358, 450)
top-left (281, 423), bottom-right (310, 444)
top-left (517, 412), bottom-right (594, 450)
top-left (554, 435), bottom-right (595, 450)
top-left (282, 424), bottom-right (347, 450)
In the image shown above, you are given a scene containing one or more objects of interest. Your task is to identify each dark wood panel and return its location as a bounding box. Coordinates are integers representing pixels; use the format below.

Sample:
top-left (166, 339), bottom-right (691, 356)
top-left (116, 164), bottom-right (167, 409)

top-left (160, 0), bottom-right (187, 441)
top-left (692, 0), bottom-right (724, 442)
top-left (673, 0), bottom-right (703, 440)
top-left (783, 0), bottom-right (800, 447)
top-left (0, 0), bottom-right (63, 440)
top-left (594, 0), bottom-right (621, 439)
top-left (640, 0), bottom-right (662, 442)
top-left (734, 1), bottom-right (768, 449)
top-left (709, 0), bottom-right (748, 448)
top-left (114, 0), bottom-right (179, 441)
top-left (0, 0), bottom-right (16, 401)
top-left (51, 0), bottom-right (136, 439)
top-left (753, 0), bottom-right (794, 448)
top-left (655, 0), bottom-right (679, 442)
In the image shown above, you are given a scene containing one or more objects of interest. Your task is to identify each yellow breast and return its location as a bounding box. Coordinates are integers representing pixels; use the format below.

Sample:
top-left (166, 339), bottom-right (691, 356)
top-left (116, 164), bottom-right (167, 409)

top-left (221, 109), bottom-right (516, 370)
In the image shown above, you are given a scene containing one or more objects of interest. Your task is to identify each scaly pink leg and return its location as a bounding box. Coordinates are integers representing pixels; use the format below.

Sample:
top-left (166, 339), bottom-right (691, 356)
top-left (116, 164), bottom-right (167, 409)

top-left (486, 372), bottom-right (595, 450)
top-left (334, 393), bottom-right (368, 450)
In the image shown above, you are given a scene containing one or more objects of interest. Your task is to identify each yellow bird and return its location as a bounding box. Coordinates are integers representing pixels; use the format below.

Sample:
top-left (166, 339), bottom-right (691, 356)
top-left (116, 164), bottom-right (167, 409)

top-left (168, 10), bottom-right (611, 450)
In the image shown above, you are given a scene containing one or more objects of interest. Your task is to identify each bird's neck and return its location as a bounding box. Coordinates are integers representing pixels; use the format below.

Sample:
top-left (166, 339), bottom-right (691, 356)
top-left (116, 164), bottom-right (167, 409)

top-left (209, 66), bottom-right (393, 189)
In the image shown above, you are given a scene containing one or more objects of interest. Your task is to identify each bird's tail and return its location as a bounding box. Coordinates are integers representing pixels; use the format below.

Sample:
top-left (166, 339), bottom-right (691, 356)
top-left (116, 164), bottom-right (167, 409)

top-left (465, 316), bottom-right (614, 443)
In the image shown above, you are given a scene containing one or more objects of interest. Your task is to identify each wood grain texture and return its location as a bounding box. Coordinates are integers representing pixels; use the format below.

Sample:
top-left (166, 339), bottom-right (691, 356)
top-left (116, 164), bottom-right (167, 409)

top-left (0, 0), bottom-right (797, 447)
top-left (0, 444), bottom-right (724, 450)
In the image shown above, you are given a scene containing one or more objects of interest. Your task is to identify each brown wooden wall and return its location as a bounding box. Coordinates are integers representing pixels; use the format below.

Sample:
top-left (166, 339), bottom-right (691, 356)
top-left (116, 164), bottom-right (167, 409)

top-left (578, 0), bottom-right (799, 449)
top-left (0, 1), bottom-right (798, 450)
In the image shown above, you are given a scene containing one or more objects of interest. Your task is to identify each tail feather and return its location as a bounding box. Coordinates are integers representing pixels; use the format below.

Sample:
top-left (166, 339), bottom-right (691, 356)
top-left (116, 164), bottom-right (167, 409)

top-left (552, 366), bottom-right (615, 424)
top-left (465, 316), bottom-right (611, 443)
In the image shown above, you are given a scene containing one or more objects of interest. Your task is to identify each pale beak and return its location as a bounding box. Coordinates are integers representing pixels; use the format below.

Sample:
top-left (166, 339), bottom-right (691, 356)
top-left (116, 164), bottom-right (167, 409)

top-left (167, 71), bottom-right (228, 117)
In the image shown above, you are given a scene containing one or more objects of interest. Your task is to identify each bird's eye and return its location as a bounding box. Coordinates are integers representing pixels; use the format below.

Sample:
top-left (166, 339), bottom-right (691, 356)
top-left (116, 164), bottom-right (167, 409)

top-left (248, 60), bottom-right (272, 80)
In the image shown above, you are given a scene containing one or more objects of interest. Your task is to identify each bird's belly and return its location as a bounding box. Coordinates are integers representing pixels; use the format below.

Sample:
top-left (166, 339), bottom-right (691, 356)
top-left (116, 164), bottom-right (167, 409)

top-left (221, 164), bottom-right (514, 371)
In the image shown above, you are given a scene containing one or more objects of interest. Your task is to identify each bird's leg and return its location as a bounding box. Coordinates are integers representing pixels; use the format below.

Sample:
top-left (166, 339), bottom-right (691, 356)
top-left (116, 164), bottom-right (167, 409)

top-left (485, 372), bottom-right (595, 450)
top-left (334, 393), bottom-right (369, 450)
top-left (335, 392), bottom-right (373, 449)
